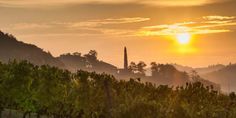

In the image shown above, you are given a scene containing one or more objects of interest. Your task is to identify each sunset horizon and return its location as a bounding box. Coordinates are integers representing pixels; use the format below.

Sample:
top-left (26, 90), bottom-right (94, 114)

top-left (0, 1), bottom-right (236, 117)
top-left (1, 0), bottom-right (236, 68)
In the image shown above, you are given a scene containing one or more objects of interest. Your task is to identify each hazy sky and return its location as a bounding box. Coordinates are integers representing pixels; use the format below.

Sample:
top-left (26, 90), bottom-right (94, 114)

top-left (1, 0), bottom-right (236, 68)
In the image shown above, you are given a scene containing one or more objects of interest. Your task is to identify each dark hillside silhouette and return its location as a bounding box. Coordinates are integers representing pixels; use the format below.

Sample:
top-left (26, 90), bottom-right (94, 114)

top-left (150, 63), bottom-right (189, 86)
top-left (0, 30), bottom-right (117, 74)
top-left (57, 51), bottom-right (117, 74)
top-left (57, 52), bottom-right (87, 71)
top-left (0, 31), bottom-right (65, 68)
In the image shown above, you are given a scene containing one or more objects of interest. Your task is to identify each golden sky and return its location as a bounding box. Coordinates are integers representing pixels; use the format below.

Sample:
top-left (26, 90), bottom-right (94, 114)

top-left (0, 0), bottom-right (228, 6)
top-left (0, 0), bottom-right (236, 67)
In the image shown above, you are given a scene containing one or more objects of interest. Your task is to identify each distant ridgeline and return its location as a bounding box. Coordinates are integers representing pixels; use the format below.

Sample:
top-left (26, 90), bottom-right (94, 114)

top-left (0, 31), bottom-right (65, 68)
top-left (0, 31), bottom-right (117, 74)
top-left (203, 64), bottom-right (236, 92)
top-left (0, 31), bottom-right (222, 91)
top-left (57, 51), bottom-right (117, 74)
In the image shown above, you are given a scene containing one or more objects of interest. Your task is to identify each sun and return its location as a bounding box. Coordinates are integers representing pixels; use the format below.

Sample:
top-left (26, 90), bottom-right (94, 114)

top-left (176, 33), bottom-right (191, 45)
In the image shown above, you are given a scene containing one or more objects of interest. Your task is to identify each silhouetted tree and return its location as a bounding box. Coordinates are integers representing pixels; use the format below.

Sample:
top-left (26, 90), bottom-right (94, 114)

top-left (73, 52), bottom-right (81, 56)
top-left (84, 50), bottom-right (97, 62)
top-left (150, 62), bottom-right (158, 77)
top-left (128, 62), bottom-right (137, 73)
top-left (136, 61), bottom-right (146, 75)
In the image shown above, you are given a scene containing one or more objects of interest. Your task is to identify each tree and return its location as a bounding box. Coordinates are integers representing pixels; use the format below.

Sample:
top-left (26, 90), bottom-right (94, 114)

top-left (136, 61), bottom-right (146, 75)
top-left (150, 62), bottom-right (158, 77)
top-left (73, 52), bottom-right (81, 56)
top-left (229, 92), bottom-right (236, 100)
top-left (190, 70), bottom-right (200, 81)
top-left (128, 62), bottom-right (137, 73)
top-left (0, 60), bottom-right (235, 118)
top-left (84, 50), bottom-right (98, 69)
top-left (84, 50), bottom-right (98, 62)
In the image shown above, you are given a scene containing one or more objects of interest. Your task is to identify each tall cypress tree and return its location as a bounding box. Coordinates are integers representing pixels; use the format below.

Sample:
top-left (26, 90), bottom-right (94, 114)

top-left (124, 47), bottom-right (128, 70)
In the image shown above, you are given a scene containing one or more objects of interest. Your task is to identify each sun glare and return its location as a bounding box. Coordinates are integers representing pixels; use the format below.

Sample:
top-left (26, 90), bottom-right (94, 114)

top-left (176, 33), bottom-right (191, 45)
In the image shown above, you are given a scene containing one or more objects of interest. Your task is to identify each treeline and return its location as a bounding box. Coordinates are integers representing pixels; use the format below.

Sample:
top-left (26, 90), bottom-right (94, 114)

top-left (0, 60), bottom-right (235, 118)
top-left (58, 50), bottom-right (117, 73)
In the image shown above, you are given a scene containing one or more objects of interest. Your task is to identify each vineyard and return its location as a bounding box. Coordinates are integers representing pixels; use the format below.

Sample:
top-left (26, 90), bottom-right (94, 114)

top-left (0, 60), bottom-right (235, 118)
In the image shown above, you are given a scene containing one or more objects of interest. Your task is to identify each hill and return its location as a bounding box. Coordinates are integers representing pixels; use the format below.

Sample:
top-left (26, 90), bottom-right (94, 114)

top-left (202, 64), bottom-right (236, 92)
top-left (173, 64), bottom-right (225, 75)
top-left (57, 52), bottom-right (117, 74)
top-left (0, 31), bottom-right (118, 74)
top-left (0, 31), bottom-right (65, 68)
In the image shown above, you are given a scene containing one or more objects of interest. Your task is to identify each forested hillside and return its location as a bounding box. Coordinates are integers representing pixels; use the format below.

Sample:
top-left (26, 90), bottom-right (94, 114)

top-left (57, 51), bottom-right (117, 74)
top-left (0, 31), bottom-right (118, 75)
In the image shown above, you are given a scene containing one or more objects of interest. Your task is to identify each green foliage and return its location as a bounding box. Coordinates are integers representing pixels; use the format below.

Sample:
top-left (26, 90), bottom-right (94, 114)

top-left (0, 60), bottom-right (235, 118)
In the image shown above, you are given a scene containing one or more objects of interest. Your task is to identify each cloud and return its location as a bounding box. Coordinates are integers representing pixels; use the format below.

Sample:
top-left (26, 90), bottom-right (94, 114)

top-left (57, 17), bottom-right (149, 36)
top-left (6, 17), bottom-right (148, 36)
top-left (143, 22), bottom-right (195, 29)
top-left (138, 26), bottom-right (230, 36)
top-left (138, 16), bottom-right (236, 36)
top-left (203, 15), bottom-right (235, 20)
top-left (9, 17), bottom-right (149, 29)
top-left (0, 0), bottom-right (230, 7)
top-left (10, 23), bottom-right (51, 30)
top-left (203, 20), bottom-right (233, 24)
top-left (5, 15), bottom-right (236, 37)
top-left (194, 22), bottom-right (236, 29)
top-left (139, 0), bottom-right (229, 6)
top-left (139, 26), bottom-right (229, 36)
top-left (67, 17), bottom-right (150, 28)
